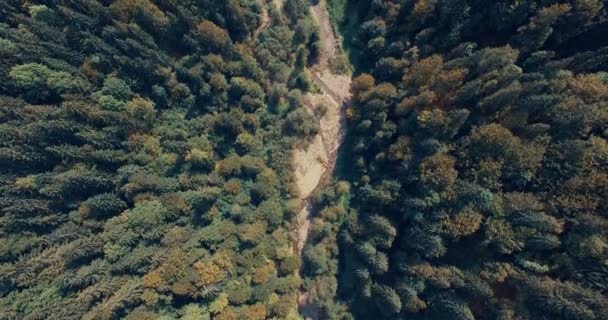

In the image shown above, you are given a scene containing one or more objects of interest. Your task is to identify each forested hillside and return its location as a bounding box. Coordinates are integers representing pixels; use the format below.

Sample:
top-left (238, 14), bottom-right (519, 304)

top-left (4, 0), bottom-right (608, 319)
top-left (0, 0), bottom-right (323, 319)
top-left (302, 0), bottom-right (608, 319)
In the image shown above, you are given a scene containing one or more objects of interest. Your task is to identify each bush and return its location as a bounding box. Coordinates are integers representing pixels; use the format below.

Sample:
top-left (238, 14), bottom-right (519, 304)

top-left (329, 54), bottom-right (351, 75)
top-left (80, 193), bottom-right (127, 219)
top-left (284, 108), bottom-right (320, 138)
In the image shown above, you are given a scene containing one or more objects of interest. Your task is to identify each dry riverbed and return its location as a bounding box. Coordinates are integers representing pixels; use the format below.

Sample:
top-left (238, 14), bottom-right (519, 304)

top-left (291, 1), bottom-right (353, 318)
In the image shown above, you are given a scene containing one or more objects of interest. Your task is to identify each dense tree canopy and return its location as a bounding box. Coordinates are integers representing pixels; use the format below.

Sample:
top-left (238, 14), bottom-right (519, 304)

top-left (3, 0), bottom-right (608, 319)
top-left (0, 0), bottom-right (322, 319)
top-left (300, 0), bottom-right (608, 319)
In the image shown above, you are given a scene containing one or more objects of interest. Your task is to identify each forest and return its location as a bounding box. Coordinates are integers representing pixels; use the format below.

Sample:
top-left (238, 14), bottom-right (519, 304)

top-left (2, 0), bottom-right (608, 319)
top-left (0, 0), bottom-right (322, 319)
top-left (300, 0), bottom-right (608, 319)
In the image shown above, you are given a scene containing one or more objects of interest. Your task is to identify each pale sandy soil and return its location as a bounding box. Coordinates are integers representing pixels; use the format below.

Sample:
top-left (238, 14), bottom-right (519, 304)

top-left (292, 1), bottom-right (353, 318)
top-left (292, 91), bottom-right (345, 253)
top-left (292, 2), bottom-right (352, 252)
top-left (250, 2), bottom-right (335, 317)
top-left (309, 0), bottom-right (337, 71)
top-left (273, 0), bottom-right (284, 11)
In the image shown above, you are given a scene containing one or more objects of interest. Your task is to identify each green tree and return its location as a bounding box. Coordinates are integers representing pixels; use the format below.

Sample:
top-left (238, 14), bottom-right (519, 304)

top-left (197, 20), bottom-right (231, 51)
top-left (372, 284), bottom-right (402, 316)
top-left (125, 97), bottom-right (156, 131)
top-left (9, 63), bottom-right (52, 102)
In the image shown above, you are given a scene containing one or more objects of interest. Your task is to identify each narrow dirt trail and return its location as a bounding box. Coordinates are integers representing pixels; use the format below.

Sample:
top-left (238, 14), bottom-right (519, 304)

top-left (250, 3), bottom-right (270, 51)
top-left (309, 0), bottom-right (337, 71)
top-left (292, 1), bottom-right (352, 318)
